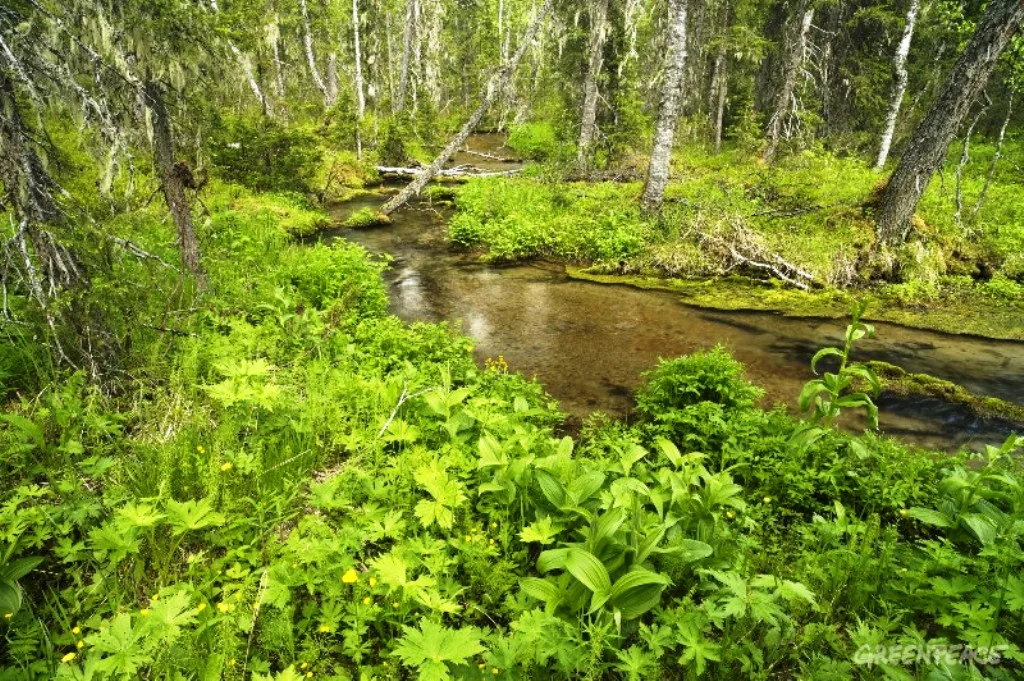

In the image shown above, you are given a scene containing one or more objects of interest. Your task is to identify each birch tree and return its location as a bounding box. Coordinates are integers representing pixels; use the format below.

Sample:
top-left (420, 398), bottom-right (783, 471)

top-left (577, 0), bottom-right (610, 170)
top-left (875, 0), bottom-right (1024, 246)
top-left (300, 0), bottom-right (334, 107)
top-left (395, 0), bottom-right (417, 112)
top-left (641, 0), bottom-right (689, 213)
top-left (353, 0), bottom-right (366, 157)
top-left (763, 2), bottom-right (814, 163)
top-left (380, 0), bottom-right (556, 215)
top-left (874, 0), bottom-right (921, 170)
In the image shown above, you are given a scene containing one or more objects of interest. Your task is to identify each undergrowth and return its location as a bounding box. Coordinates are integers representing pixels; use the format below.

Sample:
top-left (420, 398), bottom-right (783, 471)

top-left (2, 185), bottom-right (1023, 680)
top-left (449, 144), bottom-right (1024, 314)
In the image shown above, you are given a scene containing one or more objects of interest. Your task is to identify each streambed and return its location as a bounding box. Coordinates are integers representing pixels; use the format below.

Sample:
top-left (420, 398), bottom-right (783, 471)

top-left (325, 143), bottom-right (1024, 452)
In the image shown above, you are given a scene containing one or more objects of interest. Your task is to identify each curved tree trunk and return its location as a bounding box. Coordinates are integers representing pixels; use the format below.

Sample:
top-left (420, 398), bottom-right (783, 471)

top-left (300, 0), bottom-right (332, 107)
top-left (875, 0), bottom-right (1024, 246)
top-left (874, 0), bottom-right (920, 171)
top-left (763, 5), bottom-right (814, 163)
top-left (577, 0), bottom-right (610, 170)
top-left (641, 0), bottom-right (688, 213)
top-left (145, 80), bottom-right (204, 285)
top-left (380, 0), bottom-right (555, 216)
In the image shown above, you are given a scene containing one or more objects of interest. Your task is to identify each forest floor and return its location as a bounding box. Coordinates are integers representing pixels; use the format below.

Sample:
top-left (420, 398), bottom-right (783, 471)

top-left (444, 143), bottom-right (1024, 340)
top-left (7, 180), bottom-right (1024, 679)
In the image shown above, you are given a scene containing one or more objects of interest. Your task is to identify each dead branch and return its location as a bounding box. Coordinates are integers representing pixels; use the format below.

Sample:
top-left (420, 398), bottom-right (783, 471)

top-left (695, 220), bottom-right (820, 290)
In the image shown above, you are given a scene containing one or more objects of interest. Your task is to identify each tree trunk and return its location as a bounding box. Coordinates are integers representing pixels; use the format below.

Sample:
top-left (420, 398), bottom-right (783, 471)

top-left (395, 0), bottom-right (417, 112)
top-left (269, 14), bottom-right (287, 116)
top-left (763, 5), bottom-right (814, 163)
top-left (144, 80), bottom-right (204, 284)
top-left (874, 0), bottom-right (920, 170)
top-left (713, 44), bottom-right (728, 154)
top-left (875, 0), bottom-right (1024, 246)
top-left (973, 93), bottom-right (1013, 217)
top-left (640, 0), bottom-right (688, 213)
top-left (229, 42), bottom-right (270, 115)
top-left (327, 53), bottom-right (339, 107)
top-left (300, 0), bottom-right (332, 107)
top-left (353, 0), bottom-right (366, 159)
top-left (577, 0), bottom-right (610, 170)
top-left (380, 0), bottom-right (555, 216)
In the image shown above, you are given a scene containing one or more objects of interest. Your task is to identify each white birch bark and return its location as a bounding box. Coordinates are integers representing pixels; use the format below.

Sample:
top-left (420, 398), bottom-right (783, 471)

top-left (353, 0), bottom-right (366, 158)
top-left (381, 0), bottom-right (555, 215)
top-left (641, 0), bottom-right (688, 213)
top-left (874, 0), bottom-right (921, 170)
top-left (763, 6), bottom-right (814, 163)
top-left (577, 0), bottom-right (610, 169)
top-left (395, 0), bottom-right (417, 112)
top-left (300, 0), bottom-right (332, 107)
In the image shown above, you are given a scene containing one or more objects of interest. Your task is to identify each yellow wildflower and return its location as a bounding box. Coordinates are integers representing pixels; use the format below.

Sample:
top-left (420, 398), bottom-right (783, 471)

top-left (726, 511), bottom-right (735, 519)
top-left (368, 577), bottom-right (378, 588)
top-left (196, 602), bottom-right (207, 613)
top-left (71, 626), bottom-right (81, 635)
top-left (492, 668), bottom-right (499, 675)
top-left (899, 508), bottom-right (909, 517)
top-left (489, 539), bottom-right (495, 545)
top-left (478, 663), bottom-right (486, 669)
top-left (61, 652), bottom-right (76, 663)
top-left (306, 674), bottom-right (313, 679)
top-left (392, 602), bottom-right (400, 609)
top-left (139, 609), bottom-right (150, 617)
top-left (196, 445), bottom-right (205, 454)
top-left (227, 658), bottom-right (236, 667)
top-left (342, 568), bottom-right (359, 584)
top-left (76, 640), bottom-right (84, 649)
top-left (3, 613), bottom-right (12, 620)
top-left (490, 522), bottom-right (498, 529)
top-left (151, 594), bottom-right (159, 602)
top-left (319, 625), bottom-right (331, 633)
top-left (301, 663), bottom-right (309, 670)
top-left (221, 462), bottom-right (232, 472)
top-left (762, 496), bottom-right (772, 504)
top-left (362, 597), bottom-right (372, 605)
top-left (216, 602), bottom-right (233, 613)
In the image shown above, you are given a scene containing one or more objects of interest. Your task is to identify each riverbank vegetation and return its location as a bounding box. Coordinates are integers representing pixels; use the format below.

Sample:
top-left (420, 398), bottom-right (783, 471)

top-left (3, 0), bottom-right (1024, 678)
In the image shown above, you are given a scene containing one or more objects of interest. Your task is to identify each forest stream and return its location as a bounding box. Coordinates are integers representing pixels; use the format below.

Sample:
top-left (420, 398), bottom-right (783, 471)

top-left (326, 137), bottom-right (1024, 453)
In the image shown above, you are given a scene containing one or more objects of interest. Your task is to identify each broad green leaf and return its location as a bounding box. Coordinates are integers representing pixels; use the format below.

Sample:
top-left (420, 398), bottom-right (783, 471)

top-left (537, 548), bottom-right (570, 574)
top-left (534, 469), bottom-right (566, 508)
top-left (0, 556), bottom-right (42, 582)
top-left (520, 577), bottom-right (560, 605)
top-left (907, 508), bottom-right (955, 528)
top-left (565, 548), bottom-right (611, 594)
top-left (810, 347), bottom-right (844, 374)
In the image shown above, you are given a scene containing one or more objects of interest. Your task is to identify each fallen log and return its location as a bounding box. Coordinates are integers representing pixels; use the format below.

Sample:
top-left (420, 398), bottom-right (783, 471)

top-left (379, 0), bottom-right (554, 216)
top-left (459, 148), bottom-right (521, 163)
top-left (376, 165), bottom-right (523, 179)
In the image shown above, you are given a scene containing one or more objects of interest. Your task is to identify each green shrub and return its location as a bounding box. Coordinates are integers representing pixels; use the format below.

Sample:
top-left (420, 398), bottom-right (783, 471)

top-left (507, 122), bottom-right (560, 161)
top-left (635, 346), bottom-right (763, 416)
top-left (210, 115), bottom-right (321, 193)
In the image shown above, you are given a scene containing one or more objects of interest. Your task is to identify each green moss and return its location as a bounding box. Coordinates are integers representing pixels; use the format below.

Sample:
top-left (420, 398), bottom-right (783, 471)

top-left (225, 192), bottom-right (331, 238)
top-left (867, 361), bottom-right (1024, 424)
top-left (566, 267), bottom-right (1024, 341)
top-left (342, 207), bottom-right (393, 229)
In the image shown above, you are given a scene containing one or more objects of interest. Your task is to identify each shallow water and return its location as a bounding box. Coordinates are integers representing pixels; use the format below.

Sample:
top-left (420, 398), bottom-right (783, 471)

top-left (327, 144), bottom-right (1024, 452)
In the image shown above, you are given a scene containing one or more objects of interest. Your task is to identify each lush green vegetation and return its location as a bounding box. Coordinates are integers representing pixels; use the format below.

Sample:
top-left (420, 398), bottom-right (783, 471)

top-left (2, 186), bottom-right (1023, 679)
top-left (448, 142), bottom-right (1024, 338)
top-left (3, 0), bottom-right (1024, 677)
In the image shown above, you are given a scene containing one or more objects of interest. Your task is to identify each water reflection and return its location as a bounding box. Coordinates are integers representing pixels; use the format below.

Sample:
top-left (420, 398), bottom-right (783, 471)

top-left (326, 192), bottom-right (1024, 452)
